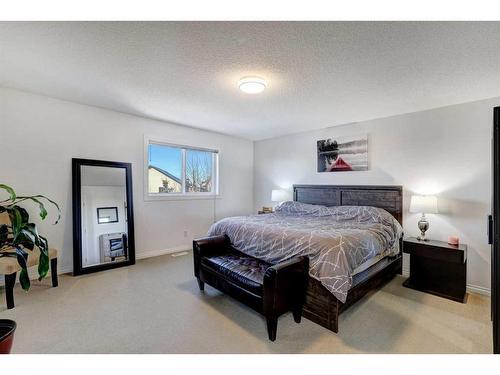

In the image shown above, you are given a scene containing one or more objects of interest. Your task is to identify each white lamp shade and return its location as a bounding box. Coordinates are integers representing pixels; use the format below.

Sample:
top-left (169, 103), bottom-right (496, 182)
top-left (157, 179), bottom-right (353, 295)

top-left (409, 195), bottom-right (438, 214)
top-left (271, 189), bottom-right (291, 202)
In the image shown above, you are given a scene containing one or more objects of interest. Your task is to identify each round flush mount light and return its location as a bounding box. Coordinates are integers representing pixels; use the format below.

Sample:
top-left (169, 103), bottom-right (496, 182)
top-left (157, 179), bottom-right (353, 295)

top-left (238, 76), bottom-right (267, 94)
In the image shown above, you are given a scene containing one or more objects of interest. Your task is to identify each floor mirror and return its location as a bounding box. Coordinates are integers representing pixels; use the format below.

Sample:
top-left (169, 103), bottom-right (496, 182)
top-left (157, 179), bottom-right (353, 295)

top-left (72, 158), bottom-right (135, 275)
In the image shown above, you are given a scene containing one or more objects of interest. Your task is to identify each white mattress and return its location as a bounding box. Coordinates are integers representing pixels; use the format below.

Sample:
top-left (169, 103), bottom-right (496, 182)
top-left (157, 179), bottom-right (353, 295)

top-left (351, 247), bottom-right (395, 276)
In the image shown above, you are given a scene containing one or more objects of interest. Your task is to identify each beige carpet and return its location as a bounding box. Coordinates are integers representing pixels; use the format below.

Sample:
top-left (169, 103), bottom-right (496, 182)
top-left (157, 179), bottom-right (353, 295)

top-left (0, 251), bottom-right (492, 353)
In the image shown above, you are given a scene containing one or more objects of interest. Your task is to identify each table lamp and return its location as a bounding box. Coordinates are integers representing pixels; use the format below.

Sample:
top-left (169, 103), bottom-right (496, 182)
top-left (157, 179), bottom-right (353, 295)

top-left (409, 195), bottom-right (438, 241)
top-left (271, 189), bottom-right (290, 203)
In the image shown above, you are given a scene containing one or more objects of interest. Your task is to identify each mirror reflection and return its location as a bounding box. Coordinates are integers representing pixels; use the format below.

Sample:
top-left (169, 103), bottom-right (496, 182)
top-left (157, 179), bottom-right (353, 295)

top-left (81, 165), bottom-right (129, 267)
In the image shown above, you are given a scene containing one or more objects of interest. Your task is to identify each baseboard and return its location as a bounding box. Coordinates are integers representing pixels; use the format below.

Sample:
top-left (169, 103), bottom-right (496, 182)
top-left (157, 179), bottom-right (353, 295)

top-left (59, 266), bottom-right (72, 275)
top-left (136, 245), bottom-right (192, 260)
top-left (466, 284), bottom-right (491, 296)
top-left (402, 267), bottom-right (491, 296)
top-left (402, 267), bottom-right (410, 278)
top-left (0, 246), bottom-right (192, 287)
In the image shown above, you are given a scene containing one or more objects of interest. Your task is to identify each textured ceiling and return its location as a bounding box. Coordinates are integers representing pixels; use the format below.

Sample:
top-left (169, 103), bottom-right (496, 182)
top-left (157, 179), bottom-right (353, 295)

top-left (2, 22), bottom-right (500, 140)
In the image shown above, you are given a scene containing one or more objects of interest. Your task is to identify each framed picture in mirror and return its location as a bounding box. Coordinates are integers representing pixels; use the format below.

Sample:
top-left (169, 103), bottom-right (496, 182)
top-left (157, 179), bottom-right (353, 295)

top-left (97, 207), bottom-right (119, 224)
top-left (72, 158), bottom-right (135, 275)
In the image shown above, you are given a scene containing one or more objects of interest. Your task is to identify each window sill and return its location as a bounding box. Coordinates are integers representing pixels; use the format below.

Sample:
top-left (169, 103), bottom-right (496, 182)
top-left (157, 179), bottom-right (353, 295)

top-left (144, 194), bottom-right (222, 202)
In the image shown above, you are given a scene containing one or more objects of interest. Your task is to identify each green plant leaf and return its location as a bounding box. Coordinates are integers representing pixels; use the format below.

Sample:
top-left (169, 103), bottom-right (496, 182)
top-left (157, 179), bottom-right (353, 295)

top-left (0, 184), bottom-right (16, 202)
top-left (19, 227), bottom-right (36, 244)
top-left (14, 195), bottom-right (61, 224)
top-left (38, 236), bottom-right (49, 280)
top-left (18, 237), bottom-right (35, 251)
top-left (21, 227), bottom-right (49, 280)
top-left (38, 234), bottom-right (49, 256)
top-left (22, 224), bottom-right (45, 251)
top-left (0, 184), bottom-right (59, 286)
top-left (13, 245), bottom-right (30, 291)
top-left (8, 206), bottom-right (24, 238)
top-left (19, 268), bottom-right (30, 291)
top-left (7, 206), bottom-right (30, 242)
top-left (14, 196), bottom-right (47, 220)
top-left (14, 245), bottom-right (28, 267)
top-left (18, 225), bottom-right (49, 280)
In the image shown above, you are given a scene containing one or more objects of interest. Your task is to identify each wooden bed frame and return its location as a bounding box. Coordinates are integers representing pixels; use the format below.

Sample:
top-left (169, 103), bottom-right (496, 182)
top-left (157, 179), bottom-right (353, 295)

top-left (293, 184), bottom-right (403, 333)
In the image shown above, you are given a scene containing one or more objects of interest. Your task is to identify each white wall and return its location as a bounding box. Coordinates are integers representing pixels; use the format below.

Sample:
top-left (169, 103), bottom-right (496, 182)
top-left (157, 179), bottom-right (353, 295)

top-left (254, 98), bottom-right (497, 293)
top-left (1, 86), bottom-right (494, 293)
top-left (0, 87), bottom-right (254, 274)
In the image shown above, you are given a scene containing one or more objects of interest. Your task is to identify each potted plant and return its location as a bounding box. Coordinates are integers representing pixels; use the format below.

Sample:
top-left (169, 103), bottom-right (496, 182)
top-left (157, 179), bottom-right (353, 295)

top-left (0, 320), bottom-right (16, 354)
top-left (0, 184), bottom-right (60, 354)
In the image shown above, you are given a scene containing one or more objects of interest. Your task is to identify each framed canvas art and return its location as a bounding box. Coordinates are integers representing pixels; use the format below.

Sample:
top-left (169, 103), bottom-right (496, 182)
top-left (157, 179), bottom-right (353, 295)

top-left (317, 135), bottom-right (368, 172)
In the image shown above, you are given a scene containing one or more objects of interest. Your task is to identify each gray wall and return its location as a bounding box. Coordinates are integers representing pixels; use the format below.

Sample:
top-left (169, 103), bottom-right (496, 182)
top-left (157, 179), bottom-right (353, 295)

top-left (254, 98), bottom-right (497, 293)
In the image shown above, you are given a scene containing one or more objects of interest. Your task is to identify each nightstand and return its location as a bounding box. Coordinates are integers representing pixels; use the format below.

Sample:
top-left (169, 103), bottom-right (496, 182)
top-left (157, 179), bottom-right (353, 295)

top-left (402, 237), bottom-right (467, 303)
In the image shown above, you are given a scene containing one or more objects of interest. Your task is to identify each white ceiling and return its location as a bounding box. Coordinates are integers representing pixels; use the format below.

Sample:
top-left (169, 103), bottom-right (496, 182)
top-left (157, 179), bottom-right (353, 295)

top-left (2, 22), bottom-right (500, 140)
top-left (81, 165), bottom-right (126, 187)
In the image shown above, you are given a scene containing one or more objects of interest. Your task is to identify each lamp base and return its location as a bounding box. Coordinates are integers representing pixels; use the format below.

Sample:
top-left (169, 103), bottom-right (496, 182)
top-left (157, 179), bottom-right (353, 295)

top-left (417, 214), bottom-right (430, 241)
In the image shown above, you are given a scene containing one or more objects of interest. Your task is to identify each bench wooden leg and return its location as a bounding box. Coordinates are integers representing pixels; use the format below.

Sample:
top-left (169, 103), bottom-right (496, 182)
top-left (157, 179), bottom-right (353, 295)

top-left (292, 306), bottom-right (303, 323)
top-left (50, 258), bottom-right (58, 287)
top-left (197, 278), bottom-right (204, 291)
top-left (266, 317), bottom-right (278, 342)
top-left (5, 273), bottom-right (16, 309)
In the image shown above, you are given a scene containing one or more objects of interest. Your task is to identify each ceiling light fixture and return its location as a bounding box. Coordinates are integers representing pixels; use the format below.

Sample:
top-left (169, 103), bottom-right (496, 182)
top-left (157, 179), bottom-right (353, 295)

top-left (238, 76), bottom-right (267, 94)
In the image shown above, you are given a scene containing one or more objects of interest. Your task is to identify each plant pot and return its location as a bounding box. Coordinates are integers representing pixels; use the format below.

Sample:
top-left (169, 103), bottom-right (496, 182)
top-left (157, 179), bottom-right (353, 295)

top-left (0, 319), bottom-right (16, 354)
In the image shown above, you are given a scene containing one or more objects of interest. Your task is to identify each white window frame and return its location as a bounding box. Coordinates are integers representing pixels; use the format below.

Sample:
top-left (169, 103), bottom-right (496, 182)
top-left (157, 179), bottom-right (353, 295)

top-left (144, 135), bottom-right (220, 201)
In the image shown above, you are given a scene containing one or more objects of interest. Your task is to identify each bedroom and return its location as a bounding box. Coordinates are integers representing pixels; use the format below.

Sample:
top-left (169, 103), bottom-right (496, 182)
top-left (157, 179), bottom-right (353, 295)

top-left (0, 1), bottom-right (499, 371)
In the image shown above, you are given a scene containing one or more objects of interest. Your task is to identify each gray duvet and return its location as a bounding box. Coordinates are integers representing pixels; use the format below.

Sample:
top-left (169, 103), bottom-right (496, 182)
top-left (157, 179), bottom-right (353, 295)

top-left (208, 201), bottom-right (403, 303)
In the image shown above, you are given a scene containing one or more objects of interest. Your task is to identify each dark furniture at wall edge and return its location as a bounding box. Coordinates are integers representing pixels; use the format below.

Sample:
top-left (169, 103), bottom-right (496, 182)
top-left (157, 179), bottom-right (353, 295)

top-left (193, 235), bottom-right (309, 341)
top-left (293, 184), bottom-right (403, 333)
top-left (402, 237), bottom-right (467, 303)
top-left (492, 106), bottom-right (499, 354)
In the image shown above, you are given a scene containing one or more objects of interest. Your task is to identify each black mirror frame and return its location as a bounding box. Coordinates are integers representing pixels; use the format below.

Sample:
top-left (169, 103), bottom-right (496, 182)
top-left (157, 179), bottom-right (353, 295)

top-left (72, 158), bottom-right (136, 276)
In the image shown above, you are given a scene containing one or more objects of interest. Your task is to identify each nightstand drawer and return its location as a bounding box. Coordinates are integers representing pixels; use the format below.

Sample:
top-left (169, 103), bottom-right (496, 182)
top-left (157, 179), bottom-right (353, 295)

top-left (403, 240), bottom-right (466, 264)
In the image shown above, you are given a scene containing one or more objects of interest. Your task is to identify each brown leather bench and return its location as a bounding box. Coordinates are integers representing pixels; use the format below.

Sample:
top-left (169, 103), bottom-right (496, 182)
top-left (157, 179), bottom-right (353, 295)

top-left (193, 234), bottom-right (309, 341)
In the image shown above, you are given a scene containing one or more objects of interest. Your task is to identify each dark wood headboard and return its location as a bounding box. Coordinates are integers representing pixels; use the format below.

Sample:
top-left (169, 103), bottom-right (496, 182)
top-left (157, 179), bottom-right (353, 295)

top-left (293, 185), bottom-right (403, 225)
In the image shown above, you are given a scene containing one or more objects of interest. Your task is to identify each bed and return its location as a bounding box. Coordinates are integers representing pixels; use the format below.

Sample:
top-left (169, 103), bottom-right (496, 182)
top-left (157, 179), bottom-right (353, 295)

top-left (209, 185), bottom-right (403, 333)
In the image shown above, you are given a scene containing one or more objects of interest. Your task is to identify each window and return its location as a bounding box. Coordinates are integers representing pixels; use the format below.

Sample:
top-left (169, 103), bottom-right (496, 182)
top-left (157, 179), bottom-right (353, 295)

top-left (148, 143), bottom-right (183, 194)
top-left (185, 148), bottom-right (214, 193)
top-left (146, 140), bottom-right (219, 198)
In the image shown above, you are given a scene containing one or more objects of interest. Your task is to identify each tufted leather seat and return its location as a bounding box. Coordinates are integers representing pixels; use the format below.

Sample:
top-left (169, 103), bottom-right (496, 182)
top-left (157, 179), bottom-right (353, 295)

top-left (193, 234), bottom-right (309, 341)
top-left (201, 254), bottom-right (269, 295)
